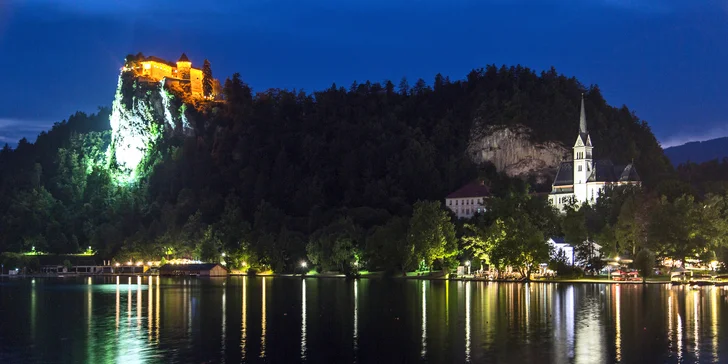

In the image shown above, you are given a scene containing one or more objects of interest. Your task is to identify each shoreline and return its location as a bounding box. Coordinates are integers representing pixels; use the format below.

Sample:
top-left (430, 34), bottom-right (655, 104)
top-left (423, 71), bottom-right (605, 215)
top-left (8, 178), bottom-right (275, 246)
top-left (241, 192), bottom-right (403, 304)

top-left (0, 272), bottom-right (673, 284)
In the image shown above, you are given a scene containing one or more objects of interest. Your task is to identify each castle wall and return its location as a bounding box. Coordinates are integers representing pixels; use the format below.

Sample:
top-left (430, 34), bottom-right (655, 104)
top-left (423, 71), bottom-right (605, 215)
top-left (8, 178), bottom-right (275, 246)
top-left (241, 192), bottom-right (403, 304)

top-left (190, 68), bottom-right (203, 97)
top-left (141, 61), bottom-right (174, 81)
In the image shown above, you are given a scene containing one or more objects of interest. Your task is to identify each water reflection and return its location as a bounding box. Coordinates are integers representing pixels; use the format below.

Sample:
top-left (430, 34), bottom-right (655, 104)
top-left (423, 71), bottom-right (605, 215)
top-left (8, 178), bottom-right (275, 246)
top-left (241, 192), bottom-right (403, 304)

top-left (148, 276), bottom-right (153, 342)
top-left (136, 276), bottom-right (142, 328)
top-left (301, 278), bottom-right (306, 360)
top-left (261, 277), bottom-right (267, 359)
top-left (615, 284), bottom-right (621, 362)
top-left (221, 281), bottom-right (226, 362)
top-left (712, 287), bottom-right (718, 363)
top-left (421, 280), bottom-right (427, 359)
top-left (7, 278), bottom-right (728, 363)
top-left (353, 279), bottom-right (358, 359)
top-left (241, 276), bottom-right (247, 360)
top-left (465, 281), bottom-right (471, 362)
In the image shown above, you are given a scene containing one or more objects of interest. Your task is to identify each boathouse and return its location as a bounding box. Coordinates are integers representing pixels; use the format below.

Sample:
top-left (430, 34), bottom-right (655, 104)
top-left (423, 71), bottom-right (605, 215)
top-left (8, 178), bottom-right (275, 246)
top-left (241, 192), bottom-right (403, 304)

top-left (159, 263), bottom-right (228, 277)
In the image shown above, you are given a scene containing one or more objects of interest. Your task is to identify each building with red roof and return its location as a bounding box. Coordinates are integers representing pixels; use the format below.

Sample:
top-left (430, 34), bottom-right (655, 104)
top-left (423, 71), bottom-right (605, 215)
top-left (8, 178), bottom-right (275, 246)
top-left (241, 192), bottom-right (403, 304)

top-left (445, 180), bottom-right (491, 219)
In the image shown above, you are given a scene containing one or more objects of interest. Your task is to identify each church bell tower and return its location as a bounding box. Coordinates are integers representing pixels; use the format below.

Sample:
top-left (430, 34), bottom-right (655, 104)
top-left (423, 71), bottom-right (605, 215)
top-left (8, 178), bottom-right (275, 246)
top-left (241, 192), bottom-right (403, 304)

top-left (573, 94), bottom-right (593, 204)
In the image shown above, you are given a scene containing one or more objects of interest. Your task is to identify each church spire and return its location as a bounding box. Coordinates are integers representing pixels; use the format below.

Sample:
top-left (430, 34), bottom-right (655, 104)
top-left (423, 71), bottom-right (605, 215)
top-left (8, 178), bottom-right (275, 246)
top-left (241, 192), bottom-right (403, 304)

top-left (579, 93), bottom-right (587, 134)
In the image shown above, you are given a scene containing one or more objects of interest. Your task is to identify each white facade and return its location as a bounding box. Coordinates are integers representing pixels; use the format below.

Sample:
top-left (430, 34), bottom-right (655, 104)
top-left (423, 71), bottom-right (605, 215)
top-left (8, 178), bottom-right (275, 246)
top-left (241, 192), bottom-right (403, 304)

top-left (549, 96), bottom-right (640, 211)
top-left (445, 181), bottom-right (491, 219)
top-left (547, 238), bottom-right (602, 267)
top-left (446, 197), bottom-right (486, 219)
top-left (547, 238), bottom-right (575, 265)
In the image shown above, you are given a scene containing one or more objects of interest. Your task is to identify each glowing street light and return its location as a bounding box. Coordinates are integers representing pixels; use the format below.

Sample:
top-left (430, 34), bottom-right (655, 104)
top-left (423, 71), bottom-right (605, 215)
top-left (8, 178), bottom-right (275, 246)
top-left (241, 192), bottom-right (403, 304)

top-left (465, 260), bottom-right (471, 275)
top-left (301, 261), bottom-right (307, 268)
top-left (221, 252), bottom-right (226, 257)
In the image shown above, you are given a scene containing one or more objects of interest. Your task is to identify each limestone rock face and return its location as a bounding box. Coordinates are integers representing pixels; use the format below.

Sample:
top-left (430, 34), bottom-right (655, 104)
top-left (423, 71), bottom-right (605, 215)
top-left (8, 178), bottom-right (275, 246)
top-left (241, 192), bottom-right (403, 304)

top-left (109, 71), bottom-right (193, 182)
top-left (467, 125), bottom-right (568, 183)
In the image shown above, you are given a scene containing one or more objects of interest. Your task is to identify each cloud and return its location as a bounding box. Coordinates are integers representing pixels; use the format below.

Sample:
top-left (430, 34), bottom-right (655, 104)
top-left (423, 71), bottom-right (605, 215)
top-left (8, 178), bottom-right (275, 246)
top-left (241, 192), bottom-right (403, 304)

top-left (660, 124), bottom-right (728, 148)
top-left (0, 118), bottom-right (53, 146)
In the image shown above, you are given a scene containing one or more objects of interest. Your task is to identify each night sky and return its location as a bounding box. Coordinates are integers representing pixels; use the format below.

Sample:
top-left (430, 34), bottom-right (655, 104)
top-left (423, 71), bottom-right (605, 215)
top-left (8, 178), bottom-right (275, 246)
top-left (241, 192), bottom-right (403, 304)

top-left (1, 0), bottom-right (727, 148)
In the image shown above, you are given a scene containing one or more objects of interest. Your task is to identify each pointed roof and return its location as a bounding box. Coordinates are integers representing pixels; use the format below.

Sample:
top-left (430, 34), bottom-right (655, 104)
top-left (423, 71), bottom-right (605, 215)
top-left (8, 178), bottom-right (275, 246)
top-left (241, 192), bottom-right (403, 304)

top-left (574, 94), bottom-right (592, 147)
top-left (178, 53), bottom-right (191, 62)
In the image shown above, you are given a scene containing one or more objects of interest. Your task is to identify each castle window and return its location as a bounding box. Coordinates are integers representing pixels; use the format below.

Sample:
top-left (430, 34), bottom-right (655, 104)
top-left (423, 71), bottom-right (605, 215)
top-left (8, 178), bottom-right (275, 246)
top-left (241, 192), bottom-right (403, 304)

top-left (456, 200), bottom-right (458, 206)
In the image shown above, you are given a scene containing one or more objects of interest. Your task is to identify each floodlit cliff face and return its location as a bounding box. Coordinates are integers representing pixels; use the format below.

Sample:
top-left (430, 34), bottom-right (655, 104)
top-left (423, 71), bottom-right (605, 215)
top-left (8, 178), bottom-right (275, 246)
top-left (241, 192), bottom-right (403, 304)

top-left (109, 71), bottom-right (192, 182)
top-left (468, 125), bottom-right (568, 183)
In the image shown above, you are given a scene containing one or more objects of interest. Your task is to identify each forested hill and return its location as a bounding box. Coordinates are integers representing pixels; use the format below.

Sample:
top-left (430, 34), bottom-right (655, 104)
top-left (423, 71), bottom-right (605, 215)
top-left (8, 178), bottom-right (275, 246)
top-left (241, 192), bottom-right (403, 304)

top-left (0, 64), bottom-right (673, 269)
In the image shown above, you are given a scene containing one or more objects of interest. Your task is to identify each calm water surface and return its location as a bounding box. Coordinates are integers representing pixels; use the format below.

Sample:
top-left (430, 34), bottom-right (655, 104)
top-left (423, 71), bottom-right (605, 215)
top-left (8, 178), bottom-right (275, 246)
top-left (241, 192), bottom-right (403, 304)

top-left (0, 276), bottom-right (726, 363)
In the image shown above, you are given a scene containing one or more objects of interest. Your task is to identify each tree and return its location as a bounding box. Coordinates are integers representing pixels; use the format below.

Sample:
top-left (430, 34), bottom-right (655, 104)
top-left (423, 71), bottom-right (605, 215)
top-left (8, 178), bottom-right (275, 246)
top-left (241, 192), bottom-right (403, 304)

top-left (203, 59), bottom-right (214, 99)
top-left (365, 216), bottom-right (413, 273)
top-left (306, 217), bottom-right (361, 273)
top-left (647, 194), bottom-right (722, 266)
top-left (634, 249), bottom-right (656, 283)
top-left (615, 194), bottom-right (652, 257)
top-left (407, 201), bottom-right (457, 270)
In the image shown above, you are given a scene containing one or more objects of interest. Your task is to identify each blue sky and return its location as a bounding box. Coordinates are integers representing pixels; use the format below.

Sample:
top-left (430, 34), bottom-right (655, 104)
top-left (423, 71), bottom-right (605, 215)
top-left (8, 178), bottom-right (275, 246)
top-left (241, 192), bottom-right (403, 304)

top-left (1, 0), bottom-right (727, 147)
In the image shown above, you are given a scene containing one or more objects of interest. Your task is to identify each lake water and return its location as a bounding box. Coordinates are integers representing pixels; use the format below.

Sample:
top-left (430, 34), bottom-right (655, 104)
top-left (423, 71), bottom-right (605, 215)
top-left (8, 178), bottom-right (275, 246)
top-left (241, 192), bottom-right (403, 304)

top-left (0, 276), bottom-right (725, 363)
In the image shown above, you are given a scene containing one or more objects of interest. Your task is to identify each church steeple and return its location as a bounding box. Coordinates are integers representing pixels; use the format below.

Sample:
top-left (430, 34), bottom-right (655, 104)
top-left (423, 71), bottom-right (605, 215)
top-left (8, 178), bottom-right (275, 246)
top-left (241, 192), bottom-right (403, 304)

top-left (579, 93), bottom-right (587, 134)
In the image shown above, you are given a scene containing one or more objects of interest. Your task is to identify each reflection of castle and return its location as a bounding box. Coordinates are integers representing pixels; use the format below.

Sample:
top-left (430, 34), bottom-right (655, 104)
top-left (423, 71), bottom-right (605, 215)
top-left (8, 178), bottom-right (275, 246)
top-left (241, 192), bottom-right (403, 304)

top-left (126, 53), bottom-right (219, 99)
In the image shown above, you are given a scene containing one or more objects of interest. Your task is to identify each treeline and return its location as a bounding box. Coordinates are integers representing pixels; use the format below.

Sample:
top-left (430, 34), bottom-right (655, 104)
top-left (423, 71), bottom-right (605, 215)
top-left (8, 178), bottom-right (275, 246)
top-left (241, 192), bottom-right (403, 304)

top-left (0, 65), bottom-right (678, 273)
top-left (556, 184), bottom-right (728, 271)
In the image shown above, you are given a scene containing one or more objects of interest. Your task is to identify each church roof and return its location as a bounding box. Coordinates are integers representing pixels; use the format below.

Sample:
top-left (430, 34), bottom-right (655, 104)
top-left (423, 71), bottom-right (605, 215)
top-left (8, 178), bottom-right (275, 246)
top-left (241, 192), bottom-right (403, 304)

top-left (446, 181), bottom-right (491, 199)
top-left (553, 161), bottom-right (575, 186)
top-left (551, 160), bottom-right (640, 188)
top-left (178, 53), bottom-right (191, 62)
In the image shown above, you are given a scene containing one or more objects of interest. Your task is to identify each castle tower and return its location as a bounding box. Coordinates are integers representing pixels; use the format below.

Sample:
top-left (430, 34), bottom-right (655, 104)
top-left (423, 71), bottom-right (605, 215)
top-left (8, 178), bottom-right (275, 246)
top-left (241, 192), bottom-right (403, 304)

top-left (176, 53), bottom-right (192, 80)
top-left (573, 94), bottom-right (593, 204)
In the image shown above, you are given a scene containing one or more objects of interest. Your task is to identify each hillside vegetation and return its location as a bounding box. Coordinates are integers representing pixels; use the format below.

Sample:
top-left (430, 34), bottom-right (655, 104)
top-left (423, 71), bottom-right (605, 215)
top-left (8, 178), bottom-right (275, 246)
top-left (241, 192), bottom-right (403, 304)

top-left (0, 65), bottom-right (675, 272)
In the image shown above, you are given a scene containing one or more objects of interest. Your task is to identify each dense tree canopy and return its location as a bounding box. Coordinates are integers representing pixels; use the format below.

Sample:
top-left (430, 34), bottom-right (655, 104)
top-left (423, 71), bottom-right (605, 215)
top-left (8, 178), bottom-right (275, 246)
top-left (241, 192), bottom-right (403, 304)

top-left (0, 65), bottom-right (678, 273)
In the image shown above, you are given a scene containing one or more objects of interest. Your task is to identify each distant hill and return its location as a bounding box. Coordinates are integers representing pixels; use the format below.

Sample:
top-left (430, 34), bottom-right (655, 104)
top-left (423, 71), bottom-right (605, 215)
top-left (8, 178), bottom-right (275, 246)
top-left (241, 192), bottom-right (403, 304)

top-left (664, 137), bottom-right (728, 165)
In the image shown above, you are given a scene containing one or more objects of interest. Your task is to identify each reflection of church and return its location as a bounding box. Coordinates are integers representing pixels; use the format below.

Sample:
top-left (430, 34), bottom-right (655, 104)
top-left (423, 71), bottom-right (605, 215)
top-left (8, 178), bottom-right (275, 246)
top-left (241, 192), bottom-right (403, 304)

top-left (549, 96), bottom-right (641, 211)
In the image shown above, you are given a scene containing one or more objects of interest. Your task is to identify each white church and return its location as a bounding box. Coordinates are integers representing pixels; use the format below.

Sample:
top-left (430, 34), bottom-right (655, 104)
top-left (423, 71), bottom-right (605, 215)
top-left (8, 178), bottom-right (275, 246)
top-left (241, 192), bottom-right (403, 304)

top-left (549, 96), bottom-right (641, 211)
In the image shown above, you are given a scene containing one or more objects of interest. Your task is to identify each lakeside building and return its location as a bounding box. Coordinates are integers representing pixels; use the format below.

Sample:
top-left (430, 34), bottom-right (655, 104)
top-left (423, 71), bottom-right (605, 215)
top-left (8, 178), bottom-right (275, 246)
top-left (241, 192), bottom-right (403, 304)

top-left (548, 96), bottom-right (641, 211)
top-left (159, 263), bottom-right (228, 277)
top-left (445, 181), bottom-right (491, 219)
top-left (547, 237), bottom-right (602, 266)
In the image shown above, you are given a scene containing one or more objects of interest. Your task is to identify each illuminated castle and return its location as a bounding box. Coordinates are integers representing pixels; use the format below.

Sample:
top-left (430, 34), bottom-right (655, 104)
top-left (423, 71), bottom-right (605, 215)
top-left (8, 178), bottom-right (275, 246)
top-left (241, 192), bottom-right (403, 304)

top-left (125, 53), bottom-right (217, 98)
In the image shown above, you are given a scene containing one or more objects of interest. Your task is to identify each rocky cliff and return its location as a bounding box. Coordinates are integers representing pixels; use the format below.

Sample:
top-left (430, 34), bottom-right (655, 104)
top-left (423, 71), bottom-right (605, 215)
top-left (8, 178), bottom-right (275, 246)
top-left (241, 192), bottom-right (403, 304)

top-left (468, 125), bottom-right (568, 183)
top-left (109, 71), bottom-right (194, 183)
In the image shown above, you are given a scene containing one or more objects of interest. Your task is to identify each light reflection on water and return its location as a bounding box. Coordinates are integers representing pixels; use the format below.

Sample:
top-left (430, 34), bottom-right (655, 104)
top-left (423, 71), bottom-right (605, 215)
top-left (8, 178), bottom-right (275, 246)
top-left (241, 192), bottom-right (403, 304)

top-left (1, 277), bottom-right (727, 363)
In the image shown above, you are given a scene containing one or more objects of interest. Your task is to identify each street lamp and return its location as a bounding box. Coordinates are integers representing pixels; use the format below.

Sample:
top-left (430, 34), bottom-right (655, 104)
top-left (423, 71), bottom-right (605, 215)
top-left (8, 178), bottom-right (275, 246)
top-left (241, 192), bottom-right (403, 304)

top-left (465, 260), bottom-right (471, 275)
top-left (301, 261), bottom-right (307, 269)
